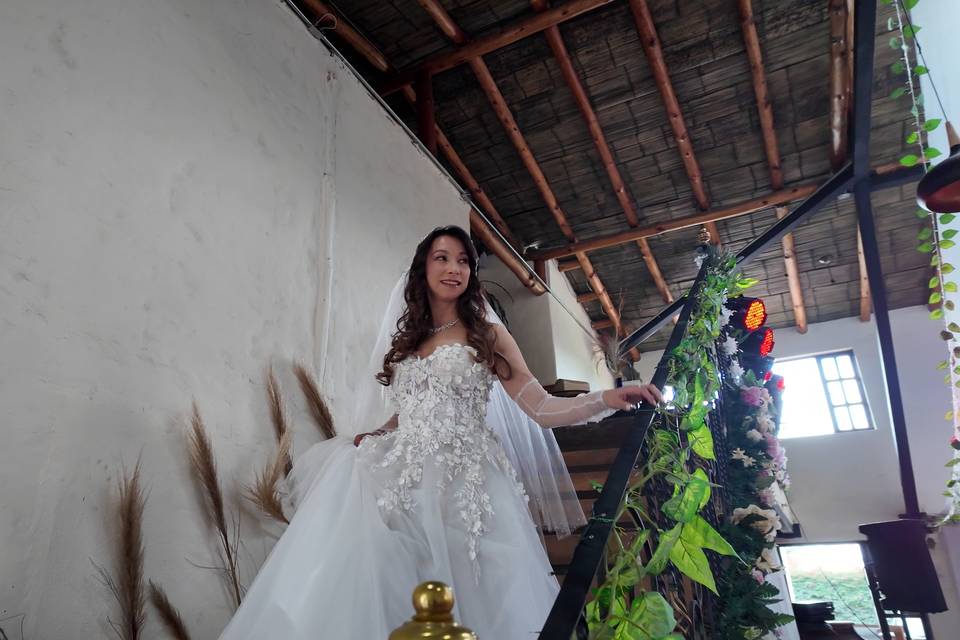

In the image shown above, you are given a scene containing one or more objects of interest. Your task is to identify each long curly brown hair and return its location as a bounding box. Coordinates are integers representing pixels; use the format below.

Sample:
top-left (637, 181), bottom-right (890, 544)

top-left (376, 226), bottom-right (507, 386)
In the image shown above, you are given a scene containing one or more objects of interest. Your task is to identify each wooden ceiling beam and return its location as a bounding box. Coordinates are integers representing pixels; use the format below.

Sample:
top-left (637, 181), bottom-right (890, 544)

top-left (829, 0), bottom-right (851, 171)
top-left (739, 0), bottom-right (807, 333)
top-left (577, 291), bottom-right (600, 303)
top-left (300, 0), bottom-right (539, 293)
top-left (379, 0), bottom-right (616, 95)
top-left (531, 0), bottom-right (673, 306)
top-left (558, 260), bottom-right (581, 273)
top-left (531, 182), bottom-right (820, 260)
top-left (415, 0), bottom-right (636, 357)
top-left (627, 0), bottom-right (720, 245)
top-left (300, 0), bottom-right (390, 72)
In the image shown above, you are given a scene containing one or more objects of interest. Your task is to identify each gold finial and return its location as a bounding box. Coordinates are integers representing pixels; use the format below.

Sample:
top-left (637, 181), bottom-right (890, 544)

top-left (388, 582), bottom-right (477, 640)
top-left (697, 225), bottom-right (712, 247)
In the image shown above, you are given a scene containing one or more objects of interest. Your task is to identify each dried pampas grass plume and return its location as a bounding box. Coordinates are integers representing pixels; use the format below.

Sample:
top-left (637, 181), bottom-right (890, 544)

top-left (293, 362), bottom-right (336, 440)
top-left (93, 459), bottom-right (146, 640)
top-left (187, 402), bottom-right (243, 608)
top-left (244, 430), bottom-right (291, 525)
top-left (265, 366), bottom-right (293, 476)
top-left (148, 581), bottom-right (192, 640)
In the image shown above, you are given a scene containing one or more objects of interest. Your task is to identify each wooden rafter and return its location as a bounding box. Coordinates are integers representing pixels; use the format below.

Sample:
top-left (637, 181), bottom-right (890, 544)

top-left (415, 0), bottom-right (637, 356)
top-left (775, 207), bottom-right (808, 332)
top-left (627, 0), bottom-right (720, 245)
top-left (379, 0), bottom-right (616, 96)
top-left (300, 0), bottom-right (541, 293)
top-left (738, 0), bottom-right (807, 333)
top-left (531, 0), bottom-right (673, 306)
top-left (531, 182), bottom-right (820, 260)
top-left (829, 0), bottom-right (851, 171)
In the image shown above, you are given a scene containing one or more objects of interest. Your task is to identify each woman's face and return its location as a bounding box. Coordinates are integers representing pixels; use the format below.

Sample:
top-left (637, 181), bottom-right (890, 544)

top-left (424, 234), bottom-right (470, 304)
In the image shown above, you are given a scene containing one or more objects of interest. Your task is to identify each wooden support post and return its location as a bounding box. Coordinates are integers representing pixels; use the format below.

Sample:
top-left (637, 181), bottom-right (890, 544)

top-left (829, 0), bottom-right (851, 170)
top-left (857, 229), bottom-right (871, 320)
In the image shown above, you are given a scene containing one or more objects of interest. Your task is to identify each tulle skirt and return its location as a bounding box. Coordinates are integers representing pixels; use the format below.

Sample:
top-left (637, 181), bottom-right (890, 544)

top-left (217, 436), bottom-right (560, 639)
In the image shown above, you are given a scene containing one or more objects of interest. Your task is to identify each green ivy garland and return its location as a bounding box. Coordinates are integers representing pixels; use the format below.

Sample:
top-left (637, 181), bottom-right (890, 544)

top-left (883, 0), bottom-right (960, 520)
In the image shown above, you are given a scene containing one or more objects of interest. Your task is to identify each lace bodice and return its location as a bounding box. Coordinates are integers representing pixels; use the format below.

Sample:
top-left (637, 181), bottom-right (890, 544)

top-left (357, 343), bottom-right (526, 572)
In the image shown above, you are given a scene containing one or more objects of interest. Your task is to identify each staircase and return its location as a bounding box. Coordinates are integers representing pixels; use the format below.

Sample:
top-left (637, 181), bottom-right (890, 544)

top-left (545, 415), bottom-right (637, 584)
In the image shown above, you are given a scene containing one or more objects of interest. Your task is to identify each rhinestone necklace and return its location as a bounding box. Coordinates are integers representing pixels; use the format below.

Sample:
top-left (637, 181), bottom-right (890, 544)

top-left (430, 318), bottom-right (460, 334)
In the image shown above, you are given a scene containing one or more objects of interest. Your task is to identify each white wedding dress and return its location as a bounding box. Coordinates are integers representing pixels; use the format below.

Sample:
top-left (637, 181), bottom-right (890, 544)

top-left (219, 342), bottom-right (611, 639)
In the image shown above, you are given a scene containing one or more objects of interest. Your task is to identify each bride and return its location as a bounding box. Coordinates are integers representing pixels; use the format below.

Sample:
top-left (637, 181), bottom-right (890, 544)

top-left (218, 226), bottom-right (661, 639)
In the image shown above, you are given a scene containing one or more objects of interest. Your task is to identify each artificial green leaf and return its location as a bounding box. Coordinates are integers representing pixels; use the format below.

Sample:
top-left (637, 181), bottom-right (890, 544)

top-left (927, 147), bottom-right (944, 160)
top-left (947, 282), bottom-right (959, 293)
top-left (901, 154), bottom-right (921, 167)
top-left (891, 60), bottom-right (905, 74)
top-left (905, 0), bottom-right (920, 9)
top-left (907, 131), bottom-right (919, 144)
top-left (944, 263), bottom-right (956, 274)
top-left (684, 515), bottom-right (738, 557)
top-left (916, 64), bottom-right (929, 75)
top-left (887, 17), bottom-right (895, 31)
top-left (944, 229), bottom-right (958, 240)
top-left (890, 87), bottom-right (907, 99)
top-left (946, 458), bottom-right (960, 467)
top-left (932, 308), bottom-right (945, 319)
top-left (932, 253), bottom-right (942, 267)
top-left (925, 118), bottom-right (943, 132)
top-left (918, 241), bottom-right (933, 253)
top-left (669, 533), bottom-right (717, 594)
top-left (918, 208), bottom-right (932, 218)
top-left (949, 323), bottom-right (960, 332)
top-left (663, 474), bottom-right (710, 523)
top-left (947, 410), bottom-right (955, 421)
top-left (623, 592), bottom-right (677, 639)
top-left (941, 214), bottom-right (957, 224)
top-left (919, 227), bottom-right (933, 240)
top-left (693, 468), bottom-right (711, 509)
top-left (947, 300), bottom-right (956, 311)
top-left (903, 24), bottom-right (922, 39)
top-left (930, 292), bottom-right (942, 305)
top-left (942, 239), bottom-right (956, 249)
top-left (930, 275), bottom-right (941, 288)
top-left (646, 524), bottom-right (682, 576)
top-left (688, 424), bottom-right (715, 461)
top-left (889, 36), bottom-right (900, 49)
top-left (938, 360), bottom-right (950, 370)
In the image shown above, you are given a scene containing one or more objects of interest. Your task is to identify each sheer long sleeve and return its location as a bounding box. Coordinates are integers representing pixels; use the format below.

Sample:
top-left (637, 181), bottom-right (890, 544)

top-left (504, 372), bottom-right (616, 428)
top-left (492, 324), bottom-right (616, 428)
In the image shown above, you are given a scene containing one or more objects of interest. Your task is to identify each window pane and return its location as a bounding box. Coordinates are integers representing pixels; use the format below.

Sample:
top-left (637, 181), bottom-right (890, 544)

top-left (821, 357), bottom-right (840, 380)
top-left (842, 379), bottom-right (862, 404)
top-left (772, 358), bottom-right (836, 438)
top-left (827, 380), bottom-right (846, 406)
top-left (849, 404), bottom-right (869, 430)
top-left (836, 354), bottom-right (855, 379)
top-left (835, 406), bottom-right (853, 431)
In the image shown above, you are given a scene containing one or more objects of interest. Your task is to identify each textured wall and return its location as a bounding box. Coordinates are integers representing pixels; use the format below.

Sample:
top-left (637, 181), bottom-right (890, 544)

top-left (0, 1), bottom-right (465, 638)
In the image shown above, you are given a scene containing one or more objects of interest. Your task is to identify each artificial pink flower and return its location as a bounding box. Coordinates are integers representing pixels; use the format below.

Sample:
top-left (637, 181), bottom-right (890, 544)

top-left (741, 386), bottom-right (766, 407)
top-left (751, 568), bottom-right (765, 584)
top-left (951, 434), bottom-right (960, 451)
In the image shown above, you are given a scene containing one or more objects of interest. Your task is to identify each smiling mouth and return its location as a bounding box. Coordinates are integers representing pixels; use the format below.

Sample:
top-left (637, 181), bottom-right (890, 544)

top-left (440, 279), bottom-right (462, 287)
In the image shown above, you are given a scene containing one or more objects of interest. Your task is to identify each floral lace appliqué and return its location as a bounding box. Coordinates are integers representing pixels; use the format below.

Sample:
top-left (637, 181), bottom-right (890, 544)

top-left (358, 343), bottom-right (526, 576)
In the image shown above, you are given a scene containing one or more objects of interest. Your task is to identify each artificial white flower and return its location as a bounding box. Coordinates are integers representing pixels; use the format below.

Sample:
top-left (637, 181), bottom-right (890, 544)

top-left (746, 429), bottom-right (764, 442)
top-left (721, 335), bottom-right (739, 356)
top-left (727, 360), bottom-right (745, 382)
top-left (732, 504), bottom-right (783, 541)
top-left (731, 448), bottom-right (755, 467)
top-left (694, 253), bottom-right (706, 267)
top-left (755, 546), bottom-right (782, 572)
top-left (755, 414), bottom-right (775, 433)
top-left (719, 306), bottom-right (734, 328)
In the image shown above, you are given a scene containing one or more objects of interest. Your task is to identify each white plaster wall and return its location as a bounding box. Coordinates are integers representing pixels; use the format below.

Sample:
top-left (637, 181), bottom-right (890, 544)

top-left (0, 1), bottom-right (465, 638)
top-left (545, 260), bottom-right (615, 392)
top-left (478, 256), bottom-right (614, 391)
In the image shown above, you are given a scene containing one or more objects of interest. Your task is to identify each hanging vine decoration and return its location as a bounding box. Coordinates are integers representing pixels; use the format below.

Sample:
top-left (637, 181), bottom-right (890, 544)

top-left (884, 0), bottom-right (960, 521)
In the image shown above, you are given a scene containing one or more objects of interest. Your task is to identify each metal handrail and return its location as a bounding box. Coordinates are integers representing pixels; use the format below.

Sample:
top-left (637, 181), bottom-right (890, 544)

top-left (539, 258), bottom-right (711, 639)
